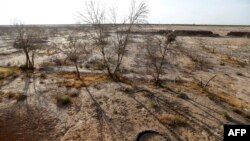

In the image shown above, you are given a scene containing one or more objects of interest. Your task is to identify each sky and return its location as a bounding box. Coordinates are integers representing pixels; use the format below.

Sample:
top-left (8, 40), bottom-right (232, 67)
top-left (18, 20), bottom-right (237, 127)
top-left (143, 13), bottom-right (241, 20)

top-left (0, 0), bottom-right (249, 25)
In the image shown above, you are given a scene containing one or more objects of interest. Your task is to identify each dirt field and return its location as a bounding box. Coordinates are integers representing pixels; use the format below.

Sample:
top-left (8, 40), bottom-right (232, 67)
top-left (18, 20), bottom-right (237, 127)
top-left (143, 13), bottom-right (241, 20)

top-left (0, 24), bottom-right (250, 141)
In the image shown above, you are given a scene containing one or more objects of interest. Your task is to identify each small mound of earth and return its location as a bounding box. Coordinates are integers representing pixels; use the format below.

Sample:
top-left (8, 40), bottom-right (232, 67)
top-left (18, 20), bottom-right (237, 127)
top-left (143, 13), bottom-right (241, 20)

top-left (173, 30), bottom-right (219, 37)
top-left (0, 105), bottom-right (61, 141)
top-left (227, 31), bottom-right (250, 38)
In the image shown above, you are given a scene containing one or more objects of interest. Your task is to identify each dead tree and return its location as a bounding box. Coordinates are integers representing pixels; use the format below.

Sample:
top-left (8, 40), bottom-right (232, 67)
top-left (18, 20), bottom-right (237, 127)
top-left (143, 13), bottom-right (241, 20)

top-left (145, 32), bottom-right (176, 85)
top-left (79, 0), bottom-right (148, 80)
top-left (13, 23), bottom-right (45, 70)
top-left (53, 36), bottom-right (91, 79)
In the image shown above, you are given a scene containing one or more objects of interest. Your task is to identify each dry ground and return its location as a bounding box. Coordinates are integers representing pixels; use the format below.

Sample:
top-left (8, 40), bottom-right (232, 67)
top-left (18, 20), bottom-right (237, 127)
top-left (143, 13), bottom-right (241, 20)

top-left (0, 25), bottom-right (250, 141)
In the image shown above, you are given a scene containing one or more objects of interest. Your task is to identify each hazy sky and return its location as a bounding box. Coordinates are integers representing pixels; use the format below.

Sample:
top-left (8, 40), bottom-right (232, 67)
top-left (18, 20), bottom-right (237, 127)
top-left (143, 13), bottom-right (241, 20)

top-left (0, 0), bottom-right (249, 25)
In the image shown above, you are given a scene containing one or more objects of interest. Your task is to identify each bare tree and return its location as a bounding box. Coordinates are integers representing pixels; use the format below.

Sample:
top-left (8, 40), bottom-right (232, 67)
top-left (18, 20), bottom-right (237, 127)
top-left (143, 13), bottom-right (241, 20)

top-left (53, 36), bottom-right (91, 79)
top-left (13, 23), bottom-right (46, 70)
top-left (79, 0), bottom-right (148, 80)
top-left (145, 32), bottom-right (176, 85)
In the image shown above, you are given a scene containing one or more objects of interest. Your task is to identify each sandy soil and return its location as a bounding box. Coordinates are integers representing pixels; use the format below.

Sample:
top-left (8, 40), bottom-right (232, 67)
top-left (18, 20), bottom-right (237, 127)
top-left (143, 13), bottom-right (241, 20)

top-left (0, 25), bottom-right (250, 141)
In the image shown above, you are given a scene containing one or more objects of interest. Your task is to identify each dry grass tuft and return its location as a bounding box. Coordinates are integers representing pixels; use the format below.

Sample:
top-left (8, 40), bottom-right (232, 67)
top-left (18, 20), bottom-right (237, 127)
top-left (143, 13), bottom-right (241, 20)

top-left (64, 80), bottom-right (83, 89)
top-left (177, 81), bottom-right (249, 109)
top-left (0, 67), bottom-right (20, 79)
top-left (61, 73), bottom-right (110, 88)
top-left (149, 101), bottom-right (158, 109)
top-left (159, 114), bottom-right (188, 127)
top-left (221, 111), bottom-right (230, 120)
top-left (221, 56), bottom-right (246, 67)
top-left (81, 74), bottom-right (110, 86)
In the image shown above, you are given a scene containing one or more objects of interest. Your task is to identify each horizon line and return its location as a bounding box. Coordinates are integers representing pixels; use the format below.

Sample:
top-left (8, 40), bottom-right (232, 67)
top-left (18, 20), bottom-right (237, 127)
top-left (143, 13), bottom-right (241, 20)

top-left (0, 23), bottom-right (250, 27)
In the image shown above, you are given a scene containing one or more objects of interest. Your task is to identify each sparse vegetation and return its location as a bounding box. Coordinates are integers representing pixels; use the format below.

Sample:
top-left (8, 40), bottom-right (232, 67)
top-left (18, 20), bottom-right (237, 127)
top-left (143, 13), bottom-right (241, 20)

top-left (60, 73), bottom-right (109, 88)
top-left (178, 81), bottom-right (249, 110)
top-left (0, 4), bottom-right (250, 140)
top-left (80, 0), bottom-right (148, 81)
top-left (55, 95), bottom-right (71, 106)
top-left (13, 23), bottom-right (46, 70)
top-left (221, 55), bottom-right (246, 67)
top-left (85, 59), bottom-right (105, 70)
top-left (53, 36), bottom-right (91, 79)
top-left (144, 32), bottom-right (176, 85)
top-left (40, 73), bottom-right (47, 79)
top-left (159, 114), bottom-right (188, 127)
top-left (199, 75), bottom-right (217, 88)
top-left (149, 101), bottom-right (158, 109)
top-left (5, 92), bottom-right (27, 101)
top-left (0, 67), bottom-right (20, 79)
top-left (221, 111), bottom-right (230, 120)
top-left (220, 62), bottom-right (225, 66)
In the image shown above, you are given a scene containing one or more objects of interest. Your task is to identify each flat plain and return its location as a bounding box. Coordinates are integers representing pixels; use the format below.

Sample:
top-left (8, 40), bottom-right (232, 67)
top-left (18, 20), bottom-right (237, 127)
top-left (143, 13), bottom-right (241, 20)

top-left (0, 24), bottom-right (250, 141)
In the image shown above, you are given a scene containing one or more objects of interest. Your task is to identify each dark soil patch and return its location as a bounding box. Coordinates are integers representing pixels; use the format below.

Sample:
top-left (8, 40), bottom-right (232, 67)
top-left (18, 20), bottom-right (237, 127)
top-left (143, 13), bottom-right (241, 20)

top-left (0, 105), bottom-right (60, 141)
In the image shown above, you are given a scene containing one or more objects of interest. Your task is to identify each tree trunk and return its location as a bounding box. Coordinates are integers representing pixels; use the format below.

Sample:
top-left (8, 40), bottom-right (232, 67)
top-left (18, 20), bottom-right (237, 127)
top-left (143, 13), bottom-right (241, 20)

top-left (155, 72), bottom-right (160, 86)
top-left (75, 62), bottom-right (81, 79)
top-left (23, 48), bottom-right (34, 70)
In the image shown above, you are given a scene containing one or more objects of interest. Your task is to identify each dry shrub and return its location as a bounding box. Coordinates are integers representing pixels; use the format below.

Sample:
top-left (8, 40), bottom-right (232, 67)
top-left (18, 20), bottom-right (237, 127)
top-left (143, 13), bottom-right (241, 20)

top-left (221, 111), bottom-right (230, 120)
top-left (5, 92), bottom-right (27, 101)
top-left (40, 73), bottom-right (47, 79)
top-left (13, 23), bottom-right (47, 70)
top-left (55, 95), bottom-right (71, 106)
top-left (149, 101), bottom-right (158, 109)
top-left (81, 0), bottom-right (148, 81)
top-left (52, 58), bottom-right (66, 66)
top-left (144, 33), bottom-right (177, 85)
top-left (159, 114), bottom-right (187, 127)
top-left (85, 59), bottom-right (105, 70)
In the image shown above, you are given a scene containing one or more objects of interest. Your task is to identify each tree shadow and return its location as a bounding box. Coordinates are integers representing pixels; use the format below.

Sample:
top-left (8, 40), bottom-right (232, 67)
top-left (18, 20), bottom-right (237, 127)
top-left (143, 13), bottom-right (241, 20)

top-left (83, 84), bottom-right (128, 141)
top-left (166, 86), bottom-right (245, 125)
top-left (165, 87), bottom-right (224, 124)
top-left (117, 85), bottom-right (182, 141)
top-left (0, 74), bottom-right (19, 88)
top-left (119, 83), bottom-right (223, 141)
top-left (0, 83), bottom-right (58, 141)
